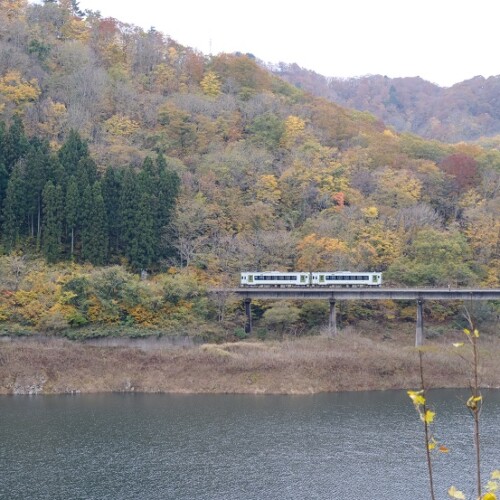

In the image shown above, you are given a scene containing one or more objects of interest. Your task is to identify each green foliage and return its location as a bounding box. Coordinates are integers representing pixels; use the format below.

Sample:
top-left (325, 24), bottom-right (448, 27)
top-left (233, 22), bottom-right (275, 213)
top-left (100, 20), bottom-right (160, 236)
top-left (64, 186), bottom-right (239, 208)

top-left (262, 301), bottom-right (301, 333)
top-left (299, 301), bottom-right (329, 327)
top-left (386, 229), bottom-right (477, 286)
top-left (234, 327), bottom-right (248, 340)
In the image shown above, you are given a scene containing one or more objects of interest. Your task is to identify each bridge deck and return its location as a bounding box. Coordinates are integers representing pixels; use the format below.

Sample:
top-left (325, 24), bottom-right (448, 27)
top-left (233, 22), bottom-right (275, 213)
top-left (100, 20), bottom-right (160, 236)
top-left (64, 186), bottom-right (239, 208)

top-left (212, 288), bottom-right (500, 300)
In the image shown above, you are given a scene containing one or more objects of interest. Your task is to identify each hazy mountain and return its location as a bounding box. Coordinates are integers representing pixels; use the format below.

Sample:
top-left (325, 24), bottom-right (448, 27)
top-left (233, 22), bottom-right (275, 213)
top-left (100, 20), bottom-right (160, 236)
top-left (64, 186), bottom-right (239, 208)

top-left (272, 63), bottom-right (500, 143)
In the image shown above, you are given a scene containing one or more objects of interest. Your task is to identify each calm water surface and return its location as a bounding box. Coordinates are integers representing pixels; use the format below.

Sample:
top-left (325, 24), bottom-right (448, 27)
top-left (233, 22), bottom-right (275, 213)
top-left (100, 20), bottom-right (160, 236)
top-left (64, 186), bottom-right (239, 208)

top-left (1, 390), bottom-right (499, 500)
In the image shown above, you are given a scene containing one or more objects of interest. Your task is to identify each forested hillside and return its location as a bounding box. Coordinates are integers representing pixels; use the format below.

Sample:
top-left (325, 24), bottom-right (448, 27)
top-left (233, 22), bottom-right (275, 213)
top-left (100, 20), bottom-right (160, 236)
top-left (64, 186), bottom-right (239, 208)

top-left (0, 0), bottom-right (498, 336)
top-left (274, 63), bottom-right (500, 143)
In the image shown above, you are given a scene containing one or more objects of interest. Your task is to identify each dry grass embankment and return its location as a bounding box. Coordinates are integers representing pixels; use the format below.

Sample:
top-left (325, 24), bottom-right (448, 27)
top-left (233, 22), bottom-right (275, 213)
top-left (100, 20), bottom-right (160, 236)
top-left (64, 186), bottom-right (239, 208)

top-left (1, 326), bottom-right (499, 395)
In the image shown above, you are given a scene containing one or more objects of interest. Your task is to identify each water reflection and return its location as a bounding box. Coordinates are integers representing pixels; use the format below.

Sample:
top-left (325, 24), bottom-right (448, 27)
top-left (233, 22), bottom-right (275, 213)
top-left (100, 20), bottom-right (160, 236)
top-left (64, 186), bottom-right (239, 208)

top-left (1, 390), bottom-right (499, 499)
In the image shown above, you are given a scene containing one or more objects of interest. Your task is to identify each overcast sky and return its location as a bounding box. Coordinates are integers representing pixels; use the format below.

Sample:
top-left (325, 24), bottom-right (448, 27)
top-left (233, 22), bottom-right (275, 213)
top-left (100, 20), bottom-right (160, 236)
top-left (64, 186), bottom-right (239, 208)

top-left (76, 0), bottom-right (499, 88)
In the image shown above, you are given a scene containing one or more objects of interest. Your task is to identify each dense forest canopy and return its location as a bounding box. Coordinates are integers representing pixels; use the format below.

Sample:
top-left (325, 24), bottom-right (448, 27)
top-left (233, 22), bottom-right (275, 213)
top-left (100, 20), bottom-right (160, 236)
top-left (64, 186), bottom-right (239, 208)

top-left (0, 0), bottom-right (498, 334)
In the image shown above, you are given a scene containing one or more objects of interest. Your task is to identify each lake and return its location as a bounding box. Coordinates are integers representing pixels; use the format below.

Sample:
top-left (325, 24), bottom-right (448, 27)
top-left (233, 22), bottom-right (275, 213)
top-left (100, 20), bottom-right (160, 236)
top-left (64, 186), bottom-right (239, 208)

top-left (1, 390), bottom-right (499, 499)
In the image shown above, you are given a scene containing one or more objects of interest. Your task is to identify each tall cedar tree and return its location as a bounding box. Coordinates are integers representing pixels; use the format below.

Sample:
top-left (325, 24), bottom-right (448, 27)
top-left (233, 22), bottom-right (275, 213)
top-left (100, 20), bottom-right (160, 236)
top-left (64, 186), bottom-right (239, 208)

top-left (2, 161), bottom-right (27, 251)
top-left (80, 182), bottom-right (108, 265)
top-left (65, 175), bottom-right (79, 257)
top-left (2, 115), bottom-right (29, 174)
top-left (119, 167), bottom-right (141, 265)
top-left (24, 138), bottom-right (53, 246)
top-left (102, 167), bottom-right (122, 257)
top-left (41, 181), bottom-right (63, 263)
top-left (57, 129), bottom-right (90, 182)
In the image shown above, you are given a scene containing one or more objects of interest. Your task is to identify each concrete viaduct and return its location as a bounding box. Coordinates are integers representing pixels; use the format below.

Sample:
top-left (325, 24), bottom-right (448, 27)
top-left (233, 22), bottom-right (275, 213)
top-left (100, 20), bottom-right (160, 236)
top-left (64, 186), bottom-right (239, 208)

top-left (211, 288), bottom-right (500, 346)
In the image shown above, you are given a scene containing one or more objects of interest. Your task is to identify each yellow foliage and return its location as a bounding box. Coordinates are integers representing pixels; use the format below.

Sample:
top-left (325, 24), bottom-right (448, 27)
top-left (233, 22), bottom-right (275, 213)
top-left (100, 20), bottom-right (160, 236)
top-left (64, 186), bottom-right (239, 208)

top-left (280, 115), bottom-right (306, 147)
top-left (421, 409), bottom-right (435, 424)
top-left (0, 305), bottom-right (9, 321)
top-left (448, 485), bottom-right (466, 499)
top-left (168, 47), bottom-right (179, 64)
top-left (255, 174), bottom-right (281, 205)
top-left (296, 233), bottom-right (348, 270)
top-left (151, 63), bottom-right (177, 94)
top-left (361, 206), bottom-right (379, 218)
top-left (104, 114), bottom-right (140, 136)
top-left (61, 18), bottom-right (89, 41)
top-left (37, 100), bottom-right (68, 141)
top-left (354, 224), bottom-right (402, 269)
top-left (407, 390), bottom-right (426, 406)
top-left (0, 70), bottom-right (40, 104)
top-left (1, 0), bottom-right (27, 20)
top-left (128, 305), bottom-right (158, 326)
top-left (466, 395), bottom-right (482, 411)
top-left (200, 71), bottom-right (221, 97)
top-left (376, 168), bottom-right (422, 208)
top-left (486, 481), bottom-right (498, 493)
top-left (483, 493), bottom-right (497, 500)
top-left (86, 296), bottom-right (120, 323)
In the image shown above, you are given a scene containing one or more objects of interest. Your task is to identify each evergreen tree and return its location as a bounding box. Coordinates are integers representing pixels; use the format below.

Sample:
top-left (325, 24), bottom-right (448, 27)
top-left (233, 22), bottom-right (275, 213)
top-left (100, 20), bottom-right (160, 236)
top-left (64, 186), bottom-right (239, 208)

top-left (81, 182), bottom-right (108, 265)
top-left (79, 182), bottom-right (93, 262)
top-left (132, 190), bottom-right (156, 271)
top-left (65, 176), bottom-right (79, 258)
top-left (0, 162), bottom-right (7, 219)
top-left (76, 156), bottom-right (97, 189)
top-left (0, 120), bottom-right (6, 166)
top-left (3, 115), bottom-right (29, 173)
top-left (119, 167), bottom-right (140, 263)
top-left (90, 182), bottom-right (109, 265)
top-left (2, 162), bottom-right (27, 251)
top-left (23, 138), bottom-right (53, 246)
top-left (41, 181), bottom-right (63, 263)
top-left (58, 130), bottom-right (90, 180)
top-left (102, 167), bottom-right (122, 258)
top-left (156, 153), bottom-right (180, 258)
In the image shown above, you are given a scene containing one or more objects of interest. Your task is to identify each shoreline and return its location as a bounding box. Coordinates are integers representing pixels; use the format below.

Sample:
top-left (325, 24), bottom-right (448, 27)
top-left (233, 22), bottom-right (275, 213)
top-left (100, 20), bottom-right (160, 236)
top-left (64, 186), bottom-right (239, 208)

top-left (1, 329), bottom-right (500, 395)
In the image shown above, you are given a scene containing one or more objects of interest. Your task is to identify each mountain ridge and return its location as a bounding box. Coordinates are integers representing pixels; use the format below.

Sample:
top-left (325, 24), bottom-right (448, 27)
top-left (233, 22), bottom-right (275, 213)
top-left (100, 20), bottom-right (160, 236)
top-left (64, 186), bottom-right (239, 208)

top-left (270, 63), bottom-right (500, 143)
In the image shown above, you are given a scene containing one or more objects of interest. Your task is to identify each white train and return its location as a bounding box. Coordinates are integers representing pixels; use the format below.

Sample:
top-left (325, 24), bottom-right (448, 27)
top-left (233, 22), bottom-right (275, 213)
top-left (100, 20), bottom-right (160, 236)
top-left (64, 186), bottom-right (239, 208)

top-left (240, 271), bottom-right (382, 287)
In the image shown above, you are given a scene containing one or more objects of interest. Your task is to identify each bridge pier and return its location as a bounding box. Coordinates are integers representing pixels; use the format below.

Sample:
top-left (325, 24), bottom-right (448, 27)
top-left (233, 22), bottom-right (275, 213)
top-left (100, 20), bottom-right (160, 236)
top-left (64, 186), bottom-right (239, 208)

top-left (244, 298), bottom-right (252, 334)
top-left (416, 299), bottom-right (424, 347)
top-left (328, 299), bottom-right (337, 336)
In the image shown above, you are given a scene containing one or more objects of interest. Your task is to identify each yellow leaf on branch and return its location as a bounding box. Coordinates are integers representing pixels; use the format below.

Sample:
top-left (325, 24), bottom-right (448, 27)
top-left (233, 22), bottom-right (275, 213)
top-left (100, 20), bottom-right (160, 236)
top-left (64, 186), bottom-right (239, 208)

top-left (407, 390), bottom-right (426, 406)
top-left (482, 492), bottom-right (497, 500)
top-left (422, 409), bottom-right (435, 424)
top-left (448, 485), bottom-right (466, 499)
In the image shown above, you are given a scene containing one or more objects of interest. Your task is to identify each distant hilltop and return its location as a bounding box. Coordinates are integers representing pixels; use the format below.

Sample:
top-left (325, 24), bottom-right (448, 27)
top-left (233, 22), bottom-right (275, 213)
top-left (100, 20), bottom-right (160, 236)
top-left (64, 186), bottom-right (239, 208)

top-left (271, 63), bottom-right (500, 144)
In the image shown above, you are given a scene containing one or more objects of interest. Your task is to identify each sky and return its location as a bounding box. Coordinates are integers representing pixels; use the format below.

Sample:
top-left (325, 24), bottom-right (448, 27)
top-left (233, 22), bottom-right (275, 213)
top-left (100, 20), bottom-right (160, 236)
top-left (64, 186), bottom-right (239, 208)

top-left (76, 0), bottom-right (500, 88)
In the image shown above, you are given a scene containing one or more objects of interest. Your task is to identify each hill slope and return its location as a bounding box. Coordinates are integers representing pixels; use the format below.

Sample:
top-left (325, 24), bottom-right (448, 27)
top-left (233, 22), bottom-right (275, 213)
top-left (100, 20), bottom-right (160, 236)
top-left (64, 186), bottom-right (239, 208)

top-left (273, 63), bottom-right (500, 143)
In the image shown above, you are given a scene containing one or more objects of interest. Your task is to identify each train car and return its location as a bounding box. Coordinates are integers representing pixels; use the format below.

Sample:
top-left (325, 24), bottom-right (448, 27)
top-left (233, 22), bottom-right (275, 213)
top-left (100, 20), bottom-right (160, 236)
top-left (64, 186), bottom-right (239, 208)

top-left (311, 271), bottom-right (382, 287)
top-left (241, 272), bottom-right (311, 286)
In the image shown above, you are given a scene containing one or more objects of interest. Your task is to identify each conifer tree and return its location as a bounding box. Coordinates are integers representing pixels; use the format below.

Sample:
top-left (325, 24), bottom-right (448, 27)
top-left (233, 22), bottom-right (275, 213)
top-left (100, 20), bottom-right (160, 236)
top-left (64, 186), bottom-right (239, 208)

top-left (24, 138), bottom-right (53, 246)
top-left (0, 162), bottom-right (7, 218)
top-left (65, 176), bottom-right (79, 258)
top-left (86, 182), bottom-right (108, 265)
top-left (132, 190), bottom-right (156, 271)
top-left (118, 167), bottom-right (140, 263)
top-left (58, 130), bottom-right (89, 180)
top-left (2, 162), bottom-right (27, 251)
top-left (41, 181), bottom-right (63, 263)
top-left (102, 167), bottom-right (122, 257)
top-left (79, 181), bottom-right (93, 262)
top-left (156, 153), bottom-right (180, 258)
top-left (3, 115), bottom-right (29, 173)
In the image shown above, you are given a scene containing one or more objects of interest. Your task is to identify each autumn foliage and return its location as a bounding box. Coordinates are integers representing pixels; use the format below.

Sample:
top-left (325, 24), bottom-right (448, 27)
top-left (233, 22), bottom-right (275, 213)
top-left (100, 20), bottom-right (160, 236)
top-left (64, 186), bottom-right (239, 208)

top-left (0, 1), bottom-right (498, 335)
